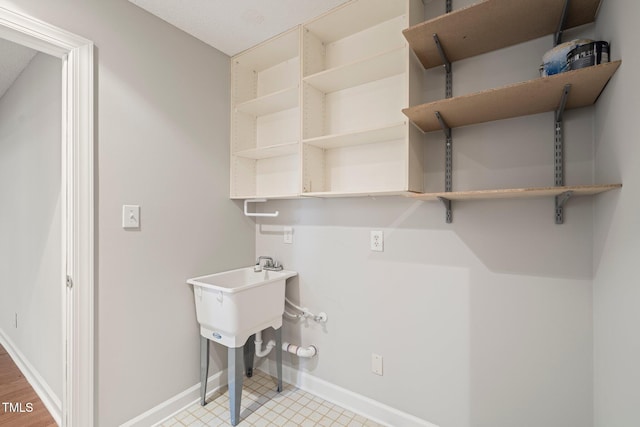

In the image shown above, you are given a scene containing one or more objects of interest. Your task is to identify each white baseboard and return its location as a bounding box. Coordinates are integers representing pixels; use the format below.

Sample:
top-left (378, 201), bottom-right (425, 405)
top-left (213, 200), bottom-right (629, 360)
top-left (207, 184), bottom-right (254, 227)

top-left (120, 369), bottom-right (228, 427)
top-left (121, 359), bottom-right (437, 427)
top-left (0, 328), bottom-right (62, 426)
top-left (257, 363), bottom-right (438, 427)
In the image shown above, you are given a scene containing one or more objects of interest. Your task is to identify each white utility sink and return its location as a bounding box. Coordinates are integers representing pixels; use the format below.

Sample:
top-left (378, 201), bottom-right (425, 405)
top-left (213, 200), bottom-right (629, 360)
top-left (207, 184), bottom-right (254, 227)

top-left (187, 267), bottom-right (297, 348)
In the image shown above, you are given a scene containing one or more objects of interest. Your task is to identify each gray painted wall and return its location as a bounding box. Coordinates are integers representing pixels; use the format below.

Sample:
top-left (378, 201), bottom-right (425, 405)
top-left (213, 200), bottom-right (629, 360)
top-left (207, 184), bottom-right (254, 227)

top-left (2, 1), bottom-right (637, 426)
top-left (0, 52), bottom-right (62, 401)
top-left (594, 1), bottom-right (640, 426)
top-left (0, 0), bottom-right (255, 425)
top-left (254, 2), bottom-right (597, 426)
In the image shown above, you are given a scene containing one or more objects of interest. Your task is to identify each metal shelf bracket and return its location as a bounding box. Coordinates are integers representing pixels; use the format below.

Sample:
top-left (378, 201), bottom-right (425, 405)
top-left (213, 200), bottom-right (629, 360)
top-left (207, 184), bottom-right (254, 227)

top-left (555, 191), bottom-right (573, 224)
top-left (554, 0), bottom-right (570, 46)
top-left (433, 33), bottom-right (452, 98)
top-left (438, 197), bottom-right (453, 224)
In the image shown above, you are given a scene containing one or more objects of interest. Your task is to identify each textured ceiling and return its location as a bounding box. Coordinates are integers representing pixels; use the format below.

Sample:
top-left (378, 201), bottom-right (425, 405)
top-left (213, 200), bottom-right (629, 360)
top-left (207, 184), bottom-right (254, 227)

top-left (129, 0), bottom-right (351, 56)
top-left (0, 38), bottom-right (37, 100)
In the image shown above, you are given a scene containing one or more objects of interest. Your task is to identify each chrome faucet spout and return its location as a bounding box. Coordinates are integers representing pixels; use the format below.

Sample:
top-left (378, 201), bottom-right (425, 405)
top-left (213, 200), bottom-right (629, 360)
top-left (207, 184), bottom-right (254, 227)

top-left (255, 256), bottom-right (283, 271)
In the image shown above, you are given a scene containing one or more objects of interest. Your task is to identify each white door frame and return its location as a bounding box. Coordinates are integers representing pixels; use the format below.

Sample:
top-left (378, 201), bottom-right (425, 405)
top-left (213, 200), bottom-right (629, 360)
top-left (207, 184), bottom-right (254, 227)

top-left (0, 7), bottom-right (94, 426)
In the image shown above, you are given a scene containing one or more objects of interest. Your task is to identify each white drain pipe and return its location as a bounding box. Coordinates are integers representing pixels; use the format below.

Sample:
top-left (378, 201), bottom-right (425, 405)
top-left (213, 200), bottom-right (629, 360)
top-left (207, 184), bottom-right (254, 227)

top-left (283, 342), bottom-right (317, 358)
top-left (254, 331), bottom-right (275, 357)
top-left (254, 331), bottom-right (317, 358)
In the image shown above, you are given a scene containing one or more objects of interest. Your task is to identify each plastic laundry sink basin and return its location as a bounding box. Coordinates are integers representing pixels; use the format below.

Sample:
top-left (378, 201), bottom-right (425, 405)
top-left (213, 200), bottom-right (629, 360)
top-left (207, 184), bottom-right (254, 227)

top-left (187, 267), bottom-right (297, 348)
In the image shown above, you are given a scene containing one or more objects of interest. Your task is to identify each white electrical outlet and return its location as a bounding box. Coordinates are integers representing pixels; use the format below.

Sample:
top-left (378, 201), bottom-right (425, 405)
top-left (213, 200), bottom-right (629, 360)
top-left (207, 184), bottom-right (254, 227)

top-left (372, 353), bottom-right (383, 376)
top-left (370, 230), bottom-right (384, 252)
top-left (283, 226), bottom-right (293, 244)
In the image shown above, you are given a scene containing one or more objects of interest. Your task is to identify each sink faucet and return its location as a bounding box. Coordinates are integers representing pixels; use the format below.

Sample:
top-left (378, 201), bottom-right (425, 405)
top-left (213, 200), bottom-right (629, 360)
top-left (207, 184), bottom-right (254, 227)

top-left (255, 256), bottom-right (283, 272)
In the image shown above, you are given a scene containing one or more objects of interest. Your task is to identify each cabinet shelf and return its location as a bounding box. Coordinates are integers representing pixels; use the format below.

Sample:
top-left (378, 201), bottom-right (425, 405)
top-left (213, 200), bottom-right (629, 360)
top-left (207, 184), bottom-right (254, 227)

top-left (303, 46), bottom-right (406, 93)
top-left (304, 190), bottom-right (416, 198)
top-left (303, 122), bottom-right (406, 150)
top-left (403, 61), bottom-right (620, 133)
top-left (235, 86), bottom-right (298, 116)
top-left (403, 0), bottom-right (602, 69)
top-left (410, 184), bottom-right (621, 202)
top-left (233, 142), bottom-right (299, 160)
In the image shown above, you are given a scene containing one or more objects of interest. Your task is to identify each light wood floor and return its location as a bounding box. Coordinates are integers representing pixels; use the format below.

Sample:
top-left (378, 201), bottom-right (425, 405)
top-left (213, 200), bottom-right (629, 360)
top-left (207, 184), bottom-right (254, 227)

top-left (0, 344), bottom-right (57, 426)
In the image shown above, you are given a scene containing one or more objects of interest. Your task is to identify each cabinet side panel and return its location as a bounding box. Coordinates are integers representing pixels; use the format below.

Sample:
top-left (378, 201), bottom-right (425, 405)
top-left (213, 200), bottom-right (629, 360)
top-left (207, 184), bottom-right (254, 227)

top-left (302, 29), bottom-right (326, 77)
top-left (230, 156), bottom-right (257, 197)
top-left (407, 123), bottom-right (425, 192)
top-left (231, 63), bottom-right (257, 105)
top-left (302, 84), bottom-right (326, 139)
top-left (232, 112), bottom-right (257, 152)
top-left (409, 0), bottom-right (425, 27)
top-left (302, 144), bottom-right (326, 193)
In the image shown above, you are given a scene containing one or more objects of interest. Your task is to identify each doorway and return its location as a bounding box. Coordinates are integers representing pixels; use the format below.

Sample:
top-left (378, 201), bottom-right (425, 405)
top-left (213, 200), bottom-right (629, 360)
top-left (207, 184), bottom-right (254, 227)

top-left (0, 6), bottom-right (94, 426)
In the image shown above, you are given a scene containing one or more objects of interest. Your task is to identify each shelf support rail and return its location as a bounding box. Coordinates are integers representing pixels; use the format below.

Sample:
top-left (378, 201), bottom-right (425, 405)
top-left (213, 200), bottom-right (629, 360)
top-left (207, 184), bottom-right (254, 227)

top-left (435, 1), bottom-right (454, 224)
top-left (433, 34), bottom-right (452, 98)
top-left (435, 111), bottom-right (453, 223)
top-left (554, 0), bottom-right (570, 46)
top-left (554, 84), bottom-right (571, 223)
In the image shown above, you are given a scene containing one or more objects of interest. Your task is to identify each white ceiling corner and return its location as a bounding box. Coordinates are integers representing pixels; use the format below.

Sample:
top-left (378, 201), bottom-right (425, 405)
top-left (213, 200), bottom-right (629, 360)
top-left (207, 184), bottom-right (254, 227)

top-left (129, 0), bottom-right (351, 56)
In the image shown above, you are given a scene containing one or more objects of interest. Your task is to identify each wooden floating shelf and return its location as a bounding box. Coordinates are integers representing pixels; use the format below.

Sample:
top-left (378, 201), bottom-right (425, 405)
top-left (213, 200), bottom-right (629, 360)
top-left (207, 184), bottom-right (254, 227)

top-left (403, 61), bottom-right (620, 132)
top-left (303, 46), bottom-right (406, 93)
top-left (235, 86), bottom-right (298, 116)
top-left (409, 184), bottom-right (621, 202)
top-left (233, 141), bottom-right (299, 160)
top-left (403, 0), bottom-right (602, 69)
top-left (303, 122), bottom-right (406, 150)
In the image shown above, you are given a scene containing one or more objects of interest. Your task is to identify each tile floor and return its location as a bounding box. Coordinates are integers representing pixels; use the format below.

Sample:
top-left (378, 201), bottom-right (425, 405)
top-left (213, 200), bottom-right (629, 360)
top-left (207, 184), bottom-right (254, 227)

top-left (159, 369), bottom-right (384, 427)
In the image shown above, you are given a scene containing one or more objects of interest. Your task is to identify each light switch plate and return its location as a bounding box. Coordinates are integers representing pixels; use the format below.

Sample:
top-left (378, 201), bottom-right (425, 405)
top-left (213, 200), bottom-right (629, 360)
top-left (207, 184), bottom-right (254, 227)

top-left (122, 205), bottom-right (140, 229)
top-left (283, 226), bottom-right (293, 244)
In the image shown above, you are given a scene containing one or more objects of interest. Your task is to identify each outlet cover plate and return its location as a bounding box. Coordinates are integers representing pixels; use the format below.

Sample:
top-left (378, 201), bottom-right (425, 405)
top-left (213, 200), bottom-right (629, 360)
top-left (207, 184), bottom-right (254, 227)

top-left (370, 230), bottom-right (383, 252)
top-left (372, 353), bottom-right (383, 375)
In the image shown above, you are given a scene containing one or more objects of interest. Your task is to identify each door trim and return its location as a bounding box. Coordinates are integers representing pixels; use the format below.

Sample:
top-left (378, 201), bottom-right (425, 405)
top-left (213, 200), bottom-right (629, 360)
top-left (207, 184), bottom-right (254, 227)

top-left (0, 7), bottom-right (94, 426)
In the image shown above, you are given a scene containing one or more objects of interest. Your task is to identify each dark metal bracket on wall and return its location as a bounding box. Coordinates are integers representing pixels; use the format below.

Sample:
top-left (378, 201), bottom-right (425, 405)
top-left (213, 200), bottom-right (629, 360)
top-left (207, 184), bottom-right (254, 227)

top-left (432, 1), bottom-right (454, 223)
top-left (554, 0), bottom-right (570, 46)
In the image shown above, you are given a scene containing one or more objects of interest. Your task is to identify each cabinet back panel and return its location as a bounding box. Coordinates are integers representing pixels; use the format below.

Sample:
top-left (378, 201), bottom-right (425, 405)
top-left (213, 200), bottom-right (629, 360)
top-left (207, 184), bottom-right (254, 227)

top-left (233, 27), bottom-right (299, 72)
top-left (256, 107), bottom-right (299, 147)
top-left (324, 140), bottom-right (406, 192)
top-left (304, 0), bottom-right (406, 44)
top-left (256, 154), bottom-right (299, 196)
top-left (325, 15), bottom-right (406, 70)
top-left (257, 56), bottom-right (300, 97)
top-left (325, 74), bottom-right (405, 135)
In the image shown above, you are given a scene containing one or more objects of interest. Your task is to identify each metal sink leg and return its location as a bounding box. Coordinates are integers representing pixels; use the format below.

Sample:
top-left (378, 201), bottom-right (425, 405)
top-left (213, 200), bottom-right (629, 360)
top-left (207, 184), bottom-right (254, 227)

top-left (228, 346), bottom-right (244, 426)
top-left (200, 335), bottom-right (209, 406)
